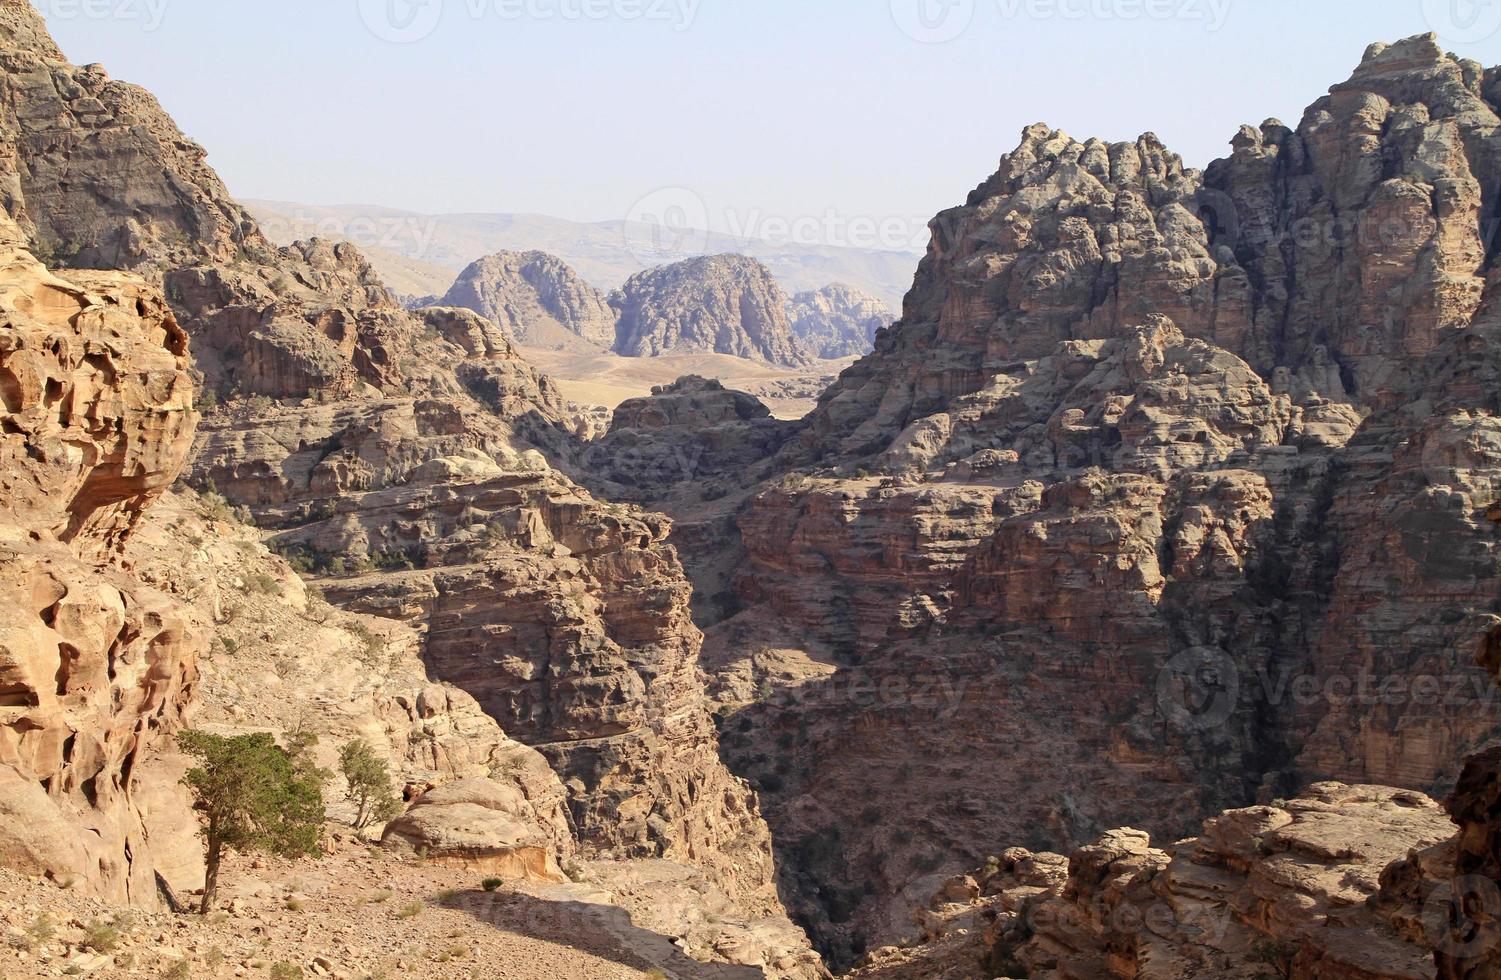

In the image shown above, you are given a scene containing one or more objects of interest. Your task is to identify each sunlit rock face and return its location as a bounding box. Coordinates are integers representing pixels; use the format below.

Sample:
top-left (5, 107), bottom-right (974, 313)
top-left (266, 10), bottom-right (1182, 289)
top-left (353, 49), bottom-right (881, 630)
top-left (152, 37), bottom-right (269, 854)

top-left (0, 209), bottom-right (202, 905)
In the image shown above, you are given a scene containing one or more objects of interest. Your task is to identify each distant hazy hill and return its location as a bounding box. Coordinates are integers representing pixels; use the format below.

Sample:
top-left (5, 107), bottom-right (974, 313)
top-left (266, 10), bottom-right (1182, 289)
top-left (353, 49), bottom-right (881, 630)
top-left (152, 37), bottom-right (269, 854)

top-left (245, 199), bottom-right (919, 309)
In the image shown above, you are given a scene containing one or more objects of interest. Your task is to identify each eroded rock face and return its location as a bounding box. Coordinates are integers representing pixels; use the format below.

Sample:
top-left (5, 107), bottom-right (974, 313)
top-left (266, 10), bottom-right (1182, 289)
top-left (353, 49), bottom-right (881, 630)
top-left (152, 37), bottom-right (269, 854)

top-left (853, 783), bottom-right (1459, 980)
top-left (678, 35), bottom-right (1501, 964)
top-left (612, 254), bottom-right (811, 366)
top-left (0, 2), bottom-right (804, 948)
top-left (0, 211), bottom-right (202, 905)
top-left (583, 376), bottom-right (798, 506)
top-left (437, 251), bottom-right (616, 350)
top-left (213, 443), bottom-right (785, 916)
top-left (0, 0), bottom-right (253, 273)
top-left (382, 779), bottom-right (567, 881)
top-left (120, 489), bottom-right (577, 892)
top-left (786, 284), bottom-right (891, 359)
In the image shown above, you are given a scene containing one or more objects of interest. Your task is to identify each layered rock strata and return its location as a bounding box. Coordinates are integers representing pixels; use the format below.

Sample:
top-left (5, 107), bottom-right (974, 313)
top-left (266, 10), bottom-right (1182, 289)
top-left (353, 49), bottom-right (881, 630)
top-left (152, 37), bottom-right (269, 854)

top-left (670, 35), bottom-right (1501, 963)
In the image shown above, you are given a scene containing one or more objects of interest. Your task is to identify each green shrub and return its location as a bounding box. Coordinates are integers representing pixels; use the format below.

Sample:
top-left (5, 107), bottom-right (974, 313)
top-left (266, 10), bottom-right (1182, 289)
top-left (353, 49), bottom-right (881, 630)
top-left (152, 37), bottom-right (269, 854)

top-left (80, 919), bottom-right (120, 953)
top-left (339, 739), bottom-right (401, 830)
top-left (178, 731), bottom-right (327, 914)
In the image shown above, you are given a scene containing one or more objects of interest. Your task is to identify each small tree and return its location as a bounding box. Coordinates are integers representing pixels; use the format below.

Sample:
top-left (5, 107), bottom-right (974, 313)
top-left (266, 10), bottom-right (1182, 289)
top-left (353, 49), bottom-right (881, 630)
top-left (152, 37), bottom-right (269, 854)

top-left (178, 731), bottom-right (327, 914)
top-left (338, 739), bottom-right (401, 831)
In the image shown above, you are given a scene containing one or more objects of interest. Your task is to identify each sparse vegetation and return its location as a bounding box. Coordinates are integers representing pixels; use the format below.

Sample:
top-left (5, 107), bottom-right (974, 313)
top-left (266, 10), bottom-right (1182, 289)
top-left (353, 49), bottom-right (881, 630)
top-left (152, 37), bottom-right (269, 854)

top-left (346, 622), bottom-right (388, 667)
top-left (13, 913), bottom-right (54, 951)
top-left (197, 483), bottom-right (256, 527)
top-left (339, 739), bottom-right (401, 830)
top-left (245, 571), bottom-right (281, 596)
top-left (79, 918), bottom-right (121, 953)
top-left (482, 878), bottom-right (503, 893)
top-left (269, 964), bottom-right (303, 980)
top-left (397, 900), bottom-right (424, 919)
top-left (178, 730), bottom-right (328, 914)
top-left (1250, 939), bottom-right (1298, 966)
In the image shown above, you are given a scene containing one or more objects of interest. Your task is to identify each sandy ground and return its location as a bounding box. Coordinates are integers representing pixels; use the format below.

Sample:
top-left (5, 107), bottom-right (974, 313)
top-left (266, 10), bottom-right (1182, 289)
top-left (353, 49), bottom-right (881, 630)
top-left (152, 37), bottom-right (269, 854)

top-left (0, 834), bottom-right (768, 980)
top-left (519, 347), bottom-right (853, 419)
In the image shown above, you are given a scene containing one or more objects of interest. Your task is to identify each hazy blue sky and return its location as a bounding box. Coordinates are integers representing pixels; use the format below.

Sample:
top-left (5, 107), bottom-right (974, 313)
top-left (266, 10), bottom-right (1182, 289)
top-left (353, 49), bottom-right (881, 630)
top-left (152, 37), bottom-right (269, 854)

top-left (36, 0), bottom-right (1501, 245)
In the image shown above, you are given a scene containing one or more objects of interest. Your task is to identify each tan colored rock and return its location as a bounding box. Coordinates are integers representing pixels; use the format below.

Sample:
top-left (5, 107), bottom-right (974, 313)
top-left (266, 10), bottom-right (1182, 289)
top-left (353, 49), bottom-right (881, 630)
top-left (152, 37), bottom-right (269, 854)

top-left (854, 784), bottom-right (1458, 980)
top-left (0, 209), bottom-right (202, 905)
top-left (437, 251), bottom-right (616, 350)
top-left (612, 254), bottom-right (812, 367)
top-left (382, 779), bottom-right (566, 881)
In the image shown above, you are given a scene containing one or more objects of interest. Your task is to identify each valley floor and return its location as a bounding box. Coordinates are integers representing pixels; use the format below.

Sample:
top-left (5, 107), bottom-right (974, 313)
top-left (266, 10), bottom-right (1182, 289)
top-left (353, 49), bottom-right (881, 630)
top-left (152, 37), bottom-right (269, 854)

top-left (517, 346), bottom-right (854, 419)
top-left (0, 836), bottom-right (763, 980)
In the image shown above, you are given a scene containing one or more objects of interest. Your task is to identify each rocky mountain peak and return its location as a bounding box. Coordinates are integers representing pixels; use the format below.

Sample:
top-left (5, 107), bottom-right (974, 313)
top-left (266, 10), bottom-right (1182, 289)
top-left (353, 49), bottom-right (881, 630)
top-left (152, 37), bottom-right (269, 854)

top-left (787, 284), bottom-right (891, 358)
top-left (0, 0), bottom-right (67, 61)
top-left (437, 250), bottom-right (616, 349)
top-left (611, 253), bottom-right (811, 367)
top-left (0, 0), bottom-right (258, 273)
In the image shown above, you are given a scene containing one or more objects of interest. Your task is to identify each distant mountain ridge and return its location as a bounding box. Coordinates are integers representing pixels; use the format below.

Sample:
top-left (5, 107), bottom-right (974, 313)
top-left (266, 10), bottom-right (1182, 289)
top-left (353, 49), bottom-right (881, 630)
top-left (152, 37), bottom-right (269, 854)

top-left (432, 250), bottom-right (869, 366)
top-left (437, 250), bottom-right (616, 350)
top-left (245, 199), bottom-right (919, 310)
top-left (787, 284), bottom-right (892, 358)
top-left (611, 254), bottom-right (810, 367)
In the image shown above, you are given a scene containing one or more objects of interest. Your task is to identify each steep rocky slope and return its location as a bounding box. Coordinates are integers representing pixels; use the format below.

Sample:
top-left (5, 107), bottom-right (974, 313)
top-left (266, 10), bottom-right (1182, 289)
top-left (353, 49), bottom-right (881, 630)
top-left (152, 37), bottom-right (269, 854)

top-left (586, 35), bottom-right (1501, 965)
top-left (0, 210), bottom-right (201, 906)
top-left (0, 3), bottom-right (818, 968)
top-left (852, 783), bottom-right (1462, 979)
top-left (612, 254), bottom-right (812, 367)
top-left (786, 285), bottom-right (891, 359)
top-left (852, 549), bottom-right (1501, 980)
top-left (438, 250), bottom-right (617, 350)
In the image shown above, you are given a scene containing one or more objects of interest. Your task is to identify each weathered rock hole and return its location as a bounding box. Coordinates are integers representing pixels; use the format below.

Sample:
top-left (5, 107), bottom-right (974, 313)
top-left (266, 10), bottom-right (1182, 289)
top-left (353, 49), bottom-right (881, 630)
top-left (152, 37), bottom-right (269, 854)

top-left (0, 368), bottom-right (22, 414)
top-left (54, 642), bottom-right (80, 696)
top-left (0, 684), bottom-right (39, 708)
